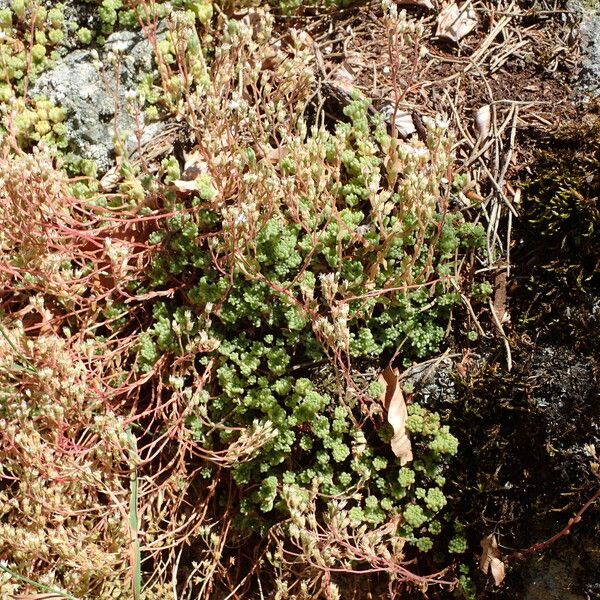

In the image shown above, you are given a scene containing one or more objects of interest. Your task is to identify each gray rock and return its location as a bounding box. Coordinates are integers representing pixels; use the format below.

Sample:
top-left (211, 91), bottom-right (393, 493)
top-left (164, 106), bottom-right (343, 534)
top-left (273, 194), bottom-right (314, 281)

top-left (569, 0), bottom-right (600, 95)
top-left (31, 28), bottom-right (158, 173)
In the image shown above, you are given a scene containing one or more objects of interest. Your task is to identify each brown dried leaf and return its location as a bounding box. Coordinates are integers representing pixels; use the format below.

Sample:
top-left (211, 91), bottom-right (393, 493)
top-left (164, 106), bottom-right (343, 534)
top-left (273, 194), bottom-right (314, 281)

top-left (380, 104), bottom-right (416, 138)
top-left (181, 150), bottom-right (209, 179)
top-left (99, 165), bottom-right (120, 191)
top-left (262, 144), bottom-right (288, 164)
top-left (479, 533), bottom-right (506, 586)
top-left (329, 63), bottom-right (357, 96)
top-left (493, 267), bottom-right (508, 325)
top-left (490, 556), bottom-right (506, 586)
top-left (344, 51), bottom-right (369, 71)
top-left (379, 366), bottom-right (413, 465)
top-left (172, 178), bottom-right (198, 192)
top-left (436, 2), bottom-right (478, 43)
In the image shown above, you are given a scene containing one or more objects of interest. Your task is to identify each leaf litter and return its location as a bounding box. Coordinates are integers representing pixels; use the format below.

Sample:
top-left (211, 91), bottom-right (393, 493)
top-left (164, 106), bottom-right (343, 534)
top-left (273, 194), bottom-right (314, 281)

top-left (479, 533), bottom-right (507, 586)
top-left (379, 365), bottom-right (413, 465)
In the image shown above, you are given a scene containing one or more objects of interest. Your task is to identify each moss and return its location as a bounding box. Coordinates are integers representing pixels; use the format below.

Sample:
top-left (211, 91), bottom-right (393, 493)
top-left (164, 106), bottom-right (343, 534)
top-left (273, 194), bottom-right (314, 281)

top-left (522, 105), bottom-right (600, 267)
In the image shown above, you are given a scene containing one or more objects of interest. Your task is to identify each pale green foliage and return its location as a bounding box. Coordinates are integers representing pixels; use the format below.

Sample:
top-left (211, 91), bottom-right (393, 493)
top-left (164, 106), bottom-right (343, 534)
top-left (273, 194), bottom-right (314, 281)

top-left (220, 0), bottom-right (356, 16)
top-left (77, 26), bottom-right (92, 43)
top-left (404, 504), bottom-right (428, 528)
top-left (0, 1), bottom-right (65, 103)
top-left (449, 534), bottom-right (468, 554)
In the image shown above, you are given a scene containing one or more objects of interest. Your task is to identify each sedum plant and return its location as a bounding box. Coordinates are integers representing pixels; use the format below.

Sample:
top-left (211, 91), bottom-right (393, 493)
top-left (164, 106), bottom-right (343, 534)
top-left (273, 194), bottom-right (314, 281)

top-left (0, 325), bottom-right (134, 599)
top-left (128, 7), bottom-right (481, 595)
top-left (218, 0), bottom-right (357, 16)
top-left (129, 9), bottom-right (481, 584)
top-left (0, 4), bottom-right (487, 598)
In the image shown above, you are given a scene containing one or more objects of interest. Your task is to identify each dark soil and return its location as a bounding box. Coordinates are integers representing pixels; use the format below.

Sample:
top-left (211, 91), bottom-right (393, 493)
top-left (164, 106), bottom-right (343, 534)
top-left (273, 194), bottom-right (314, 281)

top-left (414, 111), bottom-right (600, 598)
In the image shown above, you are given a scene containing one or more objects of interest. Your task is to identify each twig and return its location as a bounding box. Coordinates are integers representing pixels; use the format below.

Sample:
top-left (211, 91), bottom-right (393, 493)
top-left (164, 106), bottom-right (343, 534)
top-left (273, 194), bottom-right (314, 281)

top-left (510, 487), bottom-right (600, 560)
top-left (488, 298), bottom-right (512, 371)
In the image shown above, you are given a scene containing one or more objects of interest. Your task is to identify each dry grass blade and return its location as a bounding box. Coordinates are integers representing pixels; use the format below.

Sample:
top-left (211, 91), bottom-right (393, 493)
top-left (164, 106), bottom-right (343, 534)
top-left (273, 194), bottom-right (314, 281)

top-left (11, 595), bottom-right (68, 600)
top-left (0, 564), bottom-right (78, 600)
top-left (127, 429), bottom-right (142, 600)
top-left (463, 2), bottom-right (518, 74)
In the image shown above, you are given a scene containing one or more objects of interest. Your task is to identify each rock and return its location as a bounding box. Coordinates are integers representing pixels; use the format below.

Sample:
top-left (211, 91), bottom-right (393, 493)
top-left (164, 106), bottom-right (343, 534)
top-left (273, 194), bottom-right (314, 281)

top-left (403, 357), bottom-right (456, 401)
top-left (30, 28), bottom-right (159, 173)
top-left (569, 0), bottom-right (600, 95)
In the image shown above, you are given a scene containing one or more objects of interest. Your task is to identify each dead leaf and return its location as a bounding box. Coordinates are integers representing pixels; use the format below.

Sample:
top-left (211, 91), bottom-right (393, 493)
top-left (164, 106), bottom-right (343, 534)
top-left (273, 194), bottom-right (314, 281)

top-left (320, 62), bottom-right (361, 112)
top-left (493, 267), bottom-right (508, 325)
top-left (380, 104), bottom-right (416, 138)
top-left (172, 179), bottom-right (198, 192)
top-left (474, 104), bottom-right (491, 145)
top-left (99, 165), bottom-right (121, 191)
top-left (397, 0), bottom-right (435, 9)
top-left (378, 366), bottom-right (413, 465)
top-left (435, 2), bottom-right (478, 43)
top-left (329, 64), bottom-right (356, 96)
top-left (479, 534), bottom-right (506, 586)
top-left (343, 51), bottom-right (369, 71)
top-left (181, 150), bottom-right (209, 180)
top-left (172, 150), bottom-right (210, 192)
top-left (257, 143), bottom-right (288, 164)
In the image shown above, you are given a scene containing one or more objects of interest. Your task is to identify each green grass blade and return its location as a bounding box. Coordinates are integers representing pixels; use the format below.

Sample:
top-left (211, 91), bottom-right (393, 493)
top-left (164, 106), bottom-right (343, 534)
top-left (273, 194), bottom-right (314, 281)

top-left (127, 428), bottom-right (142, 600)
top-left (0, 563), bottom-right (78, 599)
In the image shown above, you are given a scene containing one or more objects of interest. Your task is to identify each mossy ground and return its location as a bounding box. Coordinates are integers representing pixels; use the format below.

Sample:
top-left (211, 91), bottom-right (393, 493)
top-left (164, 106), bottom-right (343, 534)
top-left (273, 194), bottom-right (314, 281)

top-left (419, 103), bottom-right (600, 599)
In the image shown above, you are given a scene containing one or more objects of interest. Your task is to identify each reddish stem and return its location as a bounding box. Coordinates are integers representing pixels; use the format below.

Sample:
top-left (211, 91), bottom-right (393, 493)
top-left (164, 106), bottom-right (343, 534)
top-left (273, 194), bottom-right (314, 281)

top-left (509, 486), bottom-right (600, 561)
